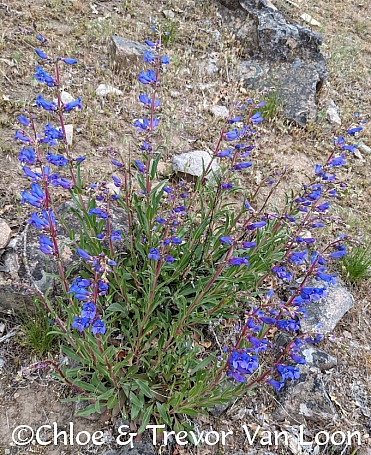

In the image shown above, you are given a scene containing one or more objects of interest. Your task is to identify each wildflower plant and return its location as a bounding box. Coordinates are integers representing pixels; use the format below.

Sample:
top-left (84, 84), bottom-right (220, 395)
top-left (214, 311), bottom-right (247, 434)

top-left (13, 29), bottom-right (364, 434)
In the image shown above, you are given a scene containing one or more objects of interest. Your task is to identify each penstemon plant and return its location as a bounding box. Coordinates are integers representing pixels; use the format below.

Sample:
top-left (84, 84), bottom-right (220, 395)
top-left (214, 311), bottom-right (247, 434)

top-left (13, 28), bottom-right (364, 435)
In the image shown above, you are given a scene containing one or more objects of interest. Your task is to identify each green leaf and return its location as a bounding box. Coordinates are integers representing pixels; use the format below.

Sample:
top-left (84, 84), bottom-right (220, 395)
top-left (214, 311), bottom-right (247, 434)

top-left (134, 379), bottom-right (153, 399)
top-left (138, 405), bottom-right (153, 434)
top-left (156, 402), bottom-right (172, 426)
top-left (76, 403), bottom-right (98, 417)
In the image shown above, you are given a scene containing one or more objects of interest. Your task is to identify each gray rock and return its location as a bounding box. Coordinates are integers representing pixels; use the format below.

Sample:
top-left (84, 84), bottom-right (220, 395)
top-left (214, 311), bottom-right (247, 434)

top-left (359, 143), bottom-right (371, 154)
top-left (199, 57), bottom-right (220, 76)
top-left (300, 281), bottom-right (354, 334)
top-left (96, 84), bottom-right (123, 97)
top-left (301, 345), bottom-right (337, 372)
top-left (0, 200), bottom-right (129, 313)
top-left (327, 100), bottom-right (341, 125)
top-left (172, 151), bottom-right (220, 180)
top-left (218, 0), bottom-right (328, 126)
top-left (211, 104), bottom-right (229, 118)
top-left (0, 219), bottom-right (11, 249)
top-left (113, 442), bottom-right (156, 455)
top-left (273, 365), bottom-right (336, 424)
top-left (110, 36), bottom-right (157, 74)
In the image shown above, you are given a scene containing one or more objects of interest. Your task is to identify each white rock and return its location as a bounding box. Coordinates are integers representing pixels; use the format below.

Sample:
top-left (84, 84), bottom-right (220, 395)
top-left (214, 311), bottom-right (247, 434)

top-left (359, 143), bottom-right (371, 154)
top-left (61, 91), bottom-right (75, 104)
top-left (64, 124), bottom-right (73, 145)
top-left (0, 219), bottom-right (11, 249)
top-left (211, 105), bottom-right (229, 118)
top-left (172, 150), bottom-right (219, 180)
top-left (301, 13), bottom-right (321, 26)
top-left (96, 84), bottom-right (123, 97)
top-left (163, 9), bottom-right (175, 18)
top-left (326, 100), bottom-right (341, 126)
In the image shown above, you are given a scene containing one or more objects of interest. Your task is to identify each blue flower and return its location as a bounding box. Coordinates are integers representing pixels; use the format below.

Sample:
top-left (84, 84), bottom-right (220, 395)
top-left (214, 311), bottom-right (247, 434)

top-left (288, 251), bottom-right (307, 265)
top-left (28, 209), bottom-right (55, 230)
top-left (23, 166), bottom-right (41, 182)
top-left (18, 147), bottom-right (36, 165)
top-left (143, 51), bottom-right (155, 64)
top-left (156, 217), bottom-right (166, 224)
top-left (268, 379), bottom-right (284, 391)
top-left (329, 245), bottom-right (346, 259)
top-left (229, 257), bottom-right (249, 266)
top-left (217, 149), bottom-right (233, 158)
top-left (247, 221), bottom-right (266, 230)
top-left (242, 241), bottom-right (256, 249)
top-left (329, 155), bottom-right (345, 167)
top-left (233, 162), bottom-right (252, 170)
top-left (271, 266), bottom-right (293, 281)
top-left (276, 364), bottom-right (300, 381)
top-left (228, 116), bottom-right (242, 124)
top-left (221, 182), bottom-right (233, 190)
top-left (34, 66), bottom-right (55, 87)
top-left (98, 281), bottom-right (109, 295)
top-left (138, 69), bottom-right (157, 85)
top-left (36, 35), bottom-right (46, 43)
top-left (144, 39), bottom-right (156, 47)
top-left (36, 95), bottom-right (57, 111)
top-left (346, 126), bottom-right (362, 135)
top-left (39, 236), bottom-right (54, 254)
top-left (111, 230), bottom-right (122, 241)
top-left (76, 156), bottom-right (86, 163)
top-left (165, 255), bottom-right (175, 264)
top-left (171, 236), bottom-right (182, 245)
top-left (72, 316), bottom-right (90, 332)
top-left (77, 248), bottom-right (92, 260)
top-left (63, 97), bottom-right (82, 112)
top-left (161, 56), bottom-right (170, 65)
top-left (220, 236), bottom-right (233, 244)
top-left (48, 174), bottom-right (72, 188)
top-left (35, 48), bottom-right (49, 59)
top-left (251, 111), bottom-right (264, 124)
top-left (61, 57), bottom-right (77, 65)
top-left (21, 184), bottom-right (45, 208)
top-left (42, 123), bottom-right (64, 145)
top-left (134, 160), bottom-right (145, 174)
top-left (88, 208), bottom-right (108, 219)
top-left (163, 186), bottom-right (173, 193)
top-left (139, 94), bottom-right (160, 107)
top-left (46, 152), bottom-right (68, 167)
top-left (148, 248), bottom-right (160, 260)
top-left (81, 303), bottom-right (96, 320)
top-left (14, 130), bottom-right (32, 143)
top-left (224, 129), bottom-right (239, 141)
top-left (17, 115), bottom-right (30, 126)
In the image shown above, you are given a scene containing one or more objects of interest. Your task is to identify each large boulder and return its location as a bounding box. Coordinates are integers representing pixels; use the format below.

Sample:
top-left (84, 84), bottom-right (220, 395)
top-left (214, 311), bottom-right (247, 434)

top-left (218, 0), bottom-right (328, 126)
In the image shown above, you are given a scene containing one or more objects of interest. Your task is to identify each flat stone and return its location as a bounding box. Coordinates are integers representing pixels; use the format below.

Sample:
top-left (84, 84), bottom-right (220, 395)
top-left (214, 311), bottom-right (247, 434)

top-left (211, 104), bottom-right (229, 118)
top-left (110, 36), bottom-right (157, 74)
top-left (0, 201), bottom-right (129, 313)
top-left (300, 280), bottom-right (354, 334)
top-left (96, 84), bottom-right (123, 97)
top-left (301, 345), bottom-right (337, 371)
top-left (327, 99), bottom-right (341, 126)
top-left (219, 0), bottom-right (328, 126)
top-left (300, 13), bottom-right (321, 27)
top-left (0, 219), bottom-right (11, 249)
top-left (172, 150), bottom-right (220, 180)
top-left (64, 124), bottom-right (73, 145)
top-left (273, 365), bottom-right (336, 424)
top-left (359, 143), bottom-right (371, 154)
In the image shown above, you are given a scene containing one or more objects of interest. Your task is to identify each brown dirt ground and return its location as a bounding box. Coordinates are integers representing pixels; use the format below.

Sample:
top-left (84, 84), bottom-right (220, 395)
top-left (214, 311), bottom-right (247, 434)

top-left (0, 0), bottom-right (371, 453)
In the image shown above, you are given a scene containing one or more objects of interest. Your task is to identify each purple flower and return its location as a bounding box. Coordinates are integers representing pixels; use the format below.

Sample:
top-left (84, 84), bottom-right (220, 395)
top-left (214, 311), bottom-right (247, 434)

top-left (81, 303), bottom-right (96, 320)
top-left (251, 111), bottom-right (264, 124)
top-left (224, 129), bottom-right (239, 141)
top-left (165, 255), bottom-right (175, 264)
top-left (112, 175), bottom-right (121, 187)
top-left (39, 236), bottom-right (54, 254)
top-left (143, 51), bottom-right (155, 63)
top-left (89, 208), bottom-right (108, 219)
top-left (72, 316), bottom-right (90, 332)
top-left (14, 130), bottom-right (32, 143)
top-left (171, 236), bottom-right (182, 245)
top-left (329, 155), bottom-right (345, 167)
top-left (35, 48), bottom-right (49, 59)
top-left (63, 97), bottom-right (82, 112)
top-left (163, 186), bottom-right (173, 193)
top-left (260, 316), bottom-right (276, 325)
top-left (242, 241), bottom-right (257, 249)
top-left (268, 379), bottom-right (284, 391)
top-left (220, 236), bottom-right (233, 245)
top-left (111, 159), bottom-right (123, 168)
top-left (36, 94), bottom-right (57, 111)
top-left (34, 66), bottom-right (55, 87)
top-left (148, 248), bottom-right (160, 260)
top-left (134, 160), bottom-right (146, 174)
top-left (138, 69), bottom-right (156, 85)
top-left (247, 221), bottom-right (266, 230)
top-left (77, 248), bottom-right (92, 260)
top-left (111, 230), bottom-right (122, 241)
top-left (233, 162), bottom-right (252, 170)
top-left (18, 147), bottom-right (36, 165)
top-left (288, 251), bottom-right (307, 265)
top-left (61, 57), bottom-right (77, 65)
top-left (48, 174), bottom-right (72, 189)
top-left (229, 257), bottom-right (249, 266)
top-left (290, 353), bottom-right (306, 365)
top-left (317, 202), bottom-right (330, 212)
top-left (221, 182), bottom-right (233, 190)
top-left (156, 217), bottom-right (166, 224)
top-left (91, 318), bottom-right (106, 335)
top-left (17, 115), bottom-right (30, 126)
top-left (346, 126), bottom-right (362, 135)
top-left (46, 152), bottom-right (68, 167)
